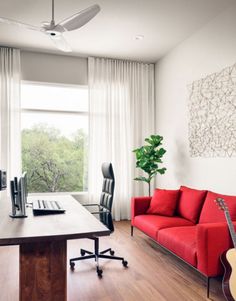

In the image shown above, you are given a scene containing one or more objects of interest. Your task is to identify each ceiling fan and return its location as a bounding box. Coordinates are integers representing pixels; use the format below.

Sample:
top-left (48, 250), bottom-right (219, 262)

top-left (0, 0), bottom-right (101, 52)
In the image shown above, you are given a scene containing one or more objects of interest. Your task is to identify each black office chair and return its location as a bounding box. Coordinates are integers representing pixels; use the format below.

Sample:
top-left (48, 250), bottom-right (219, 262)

top-left (69, 162), bottom-right (128, 277)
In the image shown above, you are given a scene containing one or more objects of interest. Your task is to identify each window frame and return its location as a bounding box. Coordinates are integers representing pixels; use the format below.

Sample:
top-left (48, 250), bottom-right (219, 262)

top-left (20, 80), bottom-right (89, 195)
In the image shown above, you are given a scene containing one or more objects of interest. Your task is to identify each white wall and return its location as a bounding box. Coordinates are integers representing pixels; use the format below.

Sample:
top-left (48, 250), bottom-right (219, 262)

top-left (21, 51), bottom-right (88, 85)
top-left (155, 3), bottom-right (236, 194)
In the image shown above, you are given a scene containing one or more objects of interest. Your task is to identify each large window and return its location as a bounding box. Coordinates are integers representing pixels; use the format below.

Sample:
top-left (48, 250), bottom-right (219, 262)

top-left (21, 82), bottom-right (88, 193)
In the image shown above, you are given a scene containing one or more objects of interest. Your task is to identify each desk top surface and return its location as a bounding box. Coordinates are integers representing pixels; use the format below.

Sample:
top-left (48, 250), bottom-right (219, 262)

top-left (0, 194), bottom-right (110, 246)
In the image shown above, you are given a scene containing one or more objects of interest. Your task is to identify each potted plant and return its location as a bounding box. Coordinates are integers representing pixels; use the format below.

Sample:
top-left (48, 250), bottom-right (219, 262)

top-left (133, 134), bottom-right (167, 196)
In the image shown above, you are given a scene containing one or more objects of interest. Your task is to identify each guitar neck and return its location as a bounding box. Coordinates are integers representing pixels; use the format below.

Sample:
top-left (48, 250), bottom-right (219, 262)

top-left (225, 211), bottom-right (236, 248)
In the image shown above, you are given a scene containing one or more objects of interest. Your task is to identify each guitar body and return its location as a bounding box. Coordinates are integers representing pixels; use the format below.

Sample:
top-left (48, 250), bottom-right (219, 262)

top-left (221, 249), bottom-right (236, 301)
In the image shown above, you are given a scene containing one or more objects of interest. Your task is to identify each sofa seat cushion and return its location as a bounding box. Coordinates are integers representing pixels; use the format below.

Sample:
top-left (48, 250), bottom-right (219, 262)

top-left (158, 226), bottom-right (197, 267)
top-left (133, 215), bottom-right (194, 240)
top-left (199, 191), bottom-right (236, 224)
top-left (177, 186), bottom-right (207, 223)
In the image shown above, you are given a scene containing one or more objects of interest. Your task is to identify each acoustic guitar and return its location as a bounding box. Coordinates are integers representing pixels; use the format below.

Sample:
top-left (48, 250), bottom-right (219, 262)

top-left (215, 198), bottom-right (236, 301)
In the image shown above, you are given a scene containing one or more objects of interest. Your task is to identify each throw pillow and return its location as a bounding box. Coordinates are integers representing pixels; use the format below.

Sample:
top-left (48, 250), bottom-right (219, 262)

top-left (147, 188), bottom-right (180, 216)
top-left (199, 191), bottom-right (236, 224)
top-left (177, 186), bottom-right (207, 223)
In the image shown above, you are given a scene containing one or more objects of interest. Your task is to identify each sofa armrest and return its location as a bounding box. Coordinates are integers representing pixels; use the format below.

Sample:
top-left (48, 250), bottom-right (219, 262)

top-left (196, 222), bottom-right (236, 277)
top-left (131, 196), bottom-right (151, 223)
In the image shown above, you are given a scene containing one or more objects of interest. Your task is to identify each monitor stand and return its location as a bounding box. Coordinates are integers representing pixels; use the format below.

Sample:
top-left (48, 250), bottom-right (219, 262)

top-left (9, 213), bottom-right (27, 218)
top-left (9, 187), bottom-right (27, 218)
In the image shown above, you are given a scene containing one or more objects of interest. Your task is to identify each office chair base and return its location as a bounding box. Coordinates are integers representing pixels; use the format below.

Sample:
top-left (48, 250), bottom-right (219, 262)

top-left (80, 247), bottom-right (114, 256)
top-left (70, 237), bottom-right (128, 276)
top-left (70, 261), bottom-right (75, 270)
top-left (70, 252), bottom-right (128, 270)
top-left (81, 248), bottom-right (93, 256)
top-left (70, 262), bottom-right (103, 277)
top-left (99, 247), bottom-right (114, 255)
top-left (69, 254), bottom-right (104, 277)
top-left (96, 266), bottom-right (103, 277)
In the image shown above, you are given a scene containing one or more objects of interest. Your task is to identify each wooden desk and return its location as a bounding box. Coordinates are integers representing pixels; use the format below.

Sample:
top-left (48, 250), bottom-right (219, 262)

top-left (0, 194), bottom-right (110, 301)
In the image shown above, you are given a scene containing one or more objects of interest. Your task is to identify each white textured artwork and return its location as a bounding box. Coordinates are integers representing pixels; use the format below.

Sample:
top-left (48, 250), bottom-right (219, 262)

top-left (188, 63), bottom-right (236, 157)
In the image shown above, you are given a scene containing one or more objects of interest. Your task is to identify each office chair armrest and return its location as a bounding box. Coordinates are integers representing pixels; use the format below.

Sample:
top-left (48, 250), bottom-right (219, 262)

top-left (84, 204), bottom-right (108, 211)
top-left (92, 211), bottom-right (106, 215)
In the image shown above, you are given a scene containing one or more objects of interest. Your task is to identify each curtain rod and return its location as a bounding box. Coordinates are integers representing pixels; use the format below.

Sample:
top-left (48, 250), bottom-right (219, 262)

top-left (0, 45), bottom-right (20, 50)
top-left (89, 56), bottom-right (155, 66)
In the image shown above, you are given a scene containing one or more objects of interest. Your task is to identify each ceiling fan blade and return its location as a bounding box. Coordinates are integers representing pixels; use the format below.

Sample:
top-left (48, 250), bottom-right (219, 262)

top-left (49, 34), bottom-right (72, 52)
top-left (0, 16), bottom-right (41, 31)
top-left (55, 4), bottom-right (100, 32)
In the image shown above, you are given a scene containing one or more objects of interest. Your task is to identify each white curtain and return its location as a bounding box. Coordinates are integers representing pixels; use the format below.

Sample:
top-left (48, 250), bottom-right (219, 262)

top-left (0, 47), bottom-right (21, 188)
top-left (88, 57), bottom-right (155, 220)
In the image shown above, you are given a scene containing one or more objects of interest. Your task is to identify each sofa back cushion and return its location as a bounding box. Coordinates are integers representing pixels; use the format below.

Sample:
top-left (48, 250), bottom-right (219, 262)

top-left (199, 191), bottom-right (236, 224)
top-left (147, 189), bottom-right (179, 216)
top-left (177, 186), bottom-right (207, 223)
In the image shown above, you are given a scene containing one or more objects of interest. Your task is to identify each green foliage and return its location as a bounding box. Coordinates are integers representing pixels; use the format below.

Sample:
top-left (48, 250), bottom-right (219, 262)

top-left (22, 124), bottom-right (88, 193)
top-left (133, 135), bottom-right (167, 195)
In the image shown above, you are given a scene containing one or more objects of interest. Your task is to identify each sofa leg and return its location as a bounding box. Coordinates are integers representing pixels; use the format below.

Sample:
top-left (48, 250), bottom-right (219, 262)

top-left (131, 226), bottom-right (134, 236)
top-left (207, 277), bottom-right (210, 298)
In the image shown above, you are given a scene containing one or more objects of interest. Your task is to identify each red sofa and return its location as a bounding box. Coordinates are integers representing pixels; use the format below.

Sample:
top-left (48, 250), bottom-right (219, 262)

top-left (131, 186), bottom-right (236, 296)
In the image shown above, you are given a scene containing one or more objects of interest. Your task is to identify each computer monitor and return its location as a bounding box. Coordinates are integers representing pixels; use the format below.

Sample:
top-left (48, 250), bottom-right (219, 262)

top-left (20, 172), bottom-right (28, 205)
top-left (10, 172), bottom-right (28, 218)
top-left (0, 170), bottom-right (7, 190)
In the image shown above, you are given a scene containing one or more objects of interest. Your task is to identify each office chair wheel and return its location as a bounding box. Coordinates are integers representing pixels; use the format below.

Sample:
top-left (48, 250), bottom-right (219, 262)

top-left (96, 266), bottom-right (103, 277)
top-left (80, 249), bottom-right (86, 256)
top-left (122, 260), bottom-right (128, 267)
top-left (70, 262), bottom-right (75, 270)
top-left (110, 250), bottom-right (115, 256)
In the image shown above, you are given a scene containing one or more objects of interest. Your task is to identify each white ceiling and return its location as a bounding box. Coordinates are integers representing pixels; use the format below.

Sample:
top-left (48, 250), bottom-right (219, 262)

top-left (0, 0), bottom-right (234, 62)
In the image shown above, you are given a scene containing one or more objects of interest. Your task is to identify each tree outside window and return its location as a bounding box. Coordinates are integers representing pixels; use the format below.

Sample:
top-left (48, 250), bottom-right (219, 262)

top-left (21, 82), bottom-right (88, 193)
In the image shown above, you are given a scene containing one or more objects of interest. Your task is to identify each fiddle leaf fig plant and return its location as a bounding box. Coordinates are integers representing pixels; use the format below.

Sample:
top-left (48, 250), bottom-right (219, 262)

top-left (133, 134), bottom-right (167, 196)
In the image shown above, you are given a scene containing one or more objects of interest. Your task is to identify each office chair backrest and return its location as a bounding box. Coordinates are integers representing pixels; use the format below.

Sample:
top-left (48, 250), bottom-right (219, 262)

top-left (100, 162), bottom-right (115, 232)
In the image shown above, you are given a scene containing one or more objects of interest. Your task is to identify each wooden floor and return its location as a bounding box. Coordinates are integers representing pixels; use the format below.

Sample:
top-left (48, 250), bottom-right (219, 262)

top-left (0, 221), bottom-right (225, 301)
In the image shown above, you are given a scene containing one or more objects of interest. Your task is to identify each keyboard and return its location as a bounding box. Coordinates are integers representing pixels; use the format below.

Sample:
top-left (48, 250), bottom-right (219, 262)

top-left (32, 199), bottom-right (65, 215)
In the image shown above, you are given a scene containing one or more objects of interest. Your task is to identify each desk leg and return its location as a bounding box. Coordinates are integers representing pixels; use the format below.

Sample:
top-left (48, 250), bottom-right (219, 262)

top-left (20, 240), bottom-right (67, 301)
